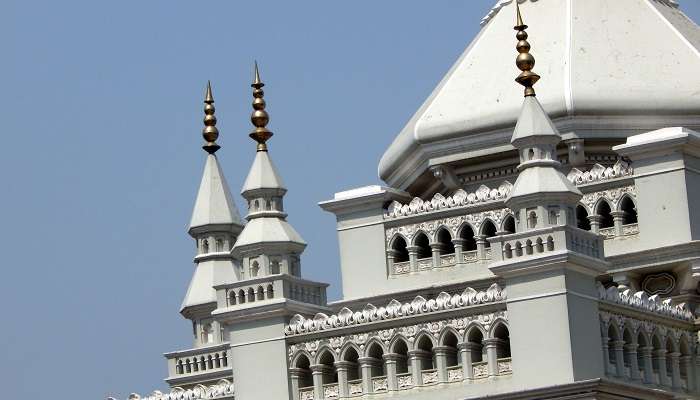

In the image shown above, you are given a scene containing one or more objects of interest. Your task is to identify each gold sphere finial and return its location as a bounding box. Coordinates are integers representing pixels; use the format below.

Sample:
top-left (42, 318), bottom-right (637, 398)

top-left (202, 80), bottom-right (221, 154)
top-left (514, 3), bottom-right (540, 97)
top-left (249, 61), bottom-right (273, 152)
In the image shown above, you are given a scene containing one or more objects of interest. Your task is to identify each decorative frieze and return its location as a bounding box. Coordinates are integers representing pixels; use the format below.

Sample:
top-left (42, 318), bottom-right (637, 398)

top-left (597, 282), bottom-right (693, 321)
top-left (385, 182), bottom-right (513, 219)
top-left (285, 284), bottom-right (506, 336)
top-left (385, 209), bottom-right (512, 244)
top-left (580, 185), bottom-right (636, 213)
top-left (567, 161), bottom-right (633, 185)
top-left (118, 380), bottom-right (235, 400)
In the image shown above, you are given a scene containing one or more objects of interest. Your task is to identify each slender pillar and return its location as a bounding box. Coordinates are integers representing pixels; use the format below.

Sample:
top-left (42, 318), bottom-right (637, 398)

top-left (588, 215), bottom-right (601, 234)
top-left (601, 332), bottom-right (612, 376)
top-left (386, 249), bottom-right (398, 274)
top-left (407, 246), bottom-right (419, 272)
top-left (625, 343), bottom-right (641, 382)
top-left (655, 349), bottom-right (669, 386)
top-left (613, 340), bottom-right (625, 378)
top-left (475, 235), bottom-right (488, 259)
top-left (358, 357), bottom-right (381, 394)
top-left (383, 353), bottom-right (399, 391)
top-left (453, 239), bottom-right (465, 264)
top-left (430, 243), bottom-right (444, 268)
top-left (611, 211), bottom-right (625, 237)
top-left (458, 342), bottom-right (476, 380)
top-left (483, 339), bottom-right (501, 377)
top-left (408, 350), bottom-right (431, 386)
top-left (334, 361), bottom-right (353, 398)
top-left (289, 368), bottom-right (305, 400)
top-left (433, 346), bottom-right (450, 382)
top-left (310, 364), bottom-right (332, 400)
top-left (640, 346), bottom-right (654, 384)
top-left (670, 352), bottom-right (682, 391)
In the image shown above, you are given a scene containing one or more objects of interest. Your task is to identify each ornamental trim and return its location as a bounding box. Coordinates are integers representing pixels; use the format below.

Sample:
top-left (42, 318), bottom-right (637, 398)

top-left (566, 160), bottom-right (633, 185)
top-left (113, 380), bottom-right (234, 400)
top-left (597, 282), bottom-right (693, 322)
top-left (284, 284), bottom-right (505, 336)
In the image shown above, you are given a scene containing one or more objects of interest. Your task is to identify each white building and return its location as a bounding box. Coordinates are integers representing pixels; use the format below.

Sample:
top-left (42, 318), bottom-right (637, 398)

top-left (117, 1), bottom-right (700, 399)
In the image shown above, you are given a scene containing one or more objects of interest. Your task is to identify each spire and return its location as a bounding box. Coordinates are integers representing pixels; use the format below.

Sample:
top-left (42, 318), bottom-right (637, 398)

top-left (202, 81), bottom-right (221, 154)
top-left (249, 62), bottom-right (273, 152)
top-left (514, 3), bottom-right (540, 97)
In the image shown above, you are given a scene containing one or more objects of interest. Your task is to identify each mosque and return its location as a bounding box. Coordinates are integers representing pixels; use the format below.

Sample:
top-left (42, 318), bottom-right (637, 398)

top-left (116, 1), bottom-right (700, 399)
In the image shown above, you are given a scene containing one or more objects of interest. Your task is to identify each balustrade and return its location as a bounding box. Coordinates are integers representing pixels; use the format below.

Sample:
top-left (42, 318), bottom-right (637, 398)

top-left (167, 344), bottom-right (230, 379)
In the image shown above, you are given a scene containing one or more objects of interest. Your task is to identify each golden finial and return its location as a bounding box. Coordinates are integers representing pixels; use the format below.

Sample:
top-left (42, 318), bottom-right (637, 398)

top-left (514, 3), bottom-right (540, 97)
top-left (249, 61), bottom-right (273, 152)
top-left (202, 81), bottom-right (221, 154)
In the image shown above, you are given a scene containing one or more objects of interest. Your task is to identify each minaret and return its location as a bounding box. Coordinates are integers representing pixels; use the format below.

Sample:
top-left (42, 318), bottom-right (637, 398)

top-left (181, 82), bottom-right (244, 333)
top-left (488, 4), bottom-right (607, 387)
top-left (231, 63), bottom-right (307, 278)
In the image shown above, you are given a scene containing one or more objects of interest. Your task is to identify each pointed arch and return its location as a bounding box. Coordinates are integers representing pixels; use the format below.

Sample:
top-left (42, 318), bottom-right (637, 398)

top-left (292, 352), bottom-right (314, 389)
top-left (440, 328), bottom-right (460, 368)
top-left (620, 195), bottom-right (638, 225)
top-left (390, 234), bottom-right (410, 262)
top-left (491, 321), bottom-right (511, 359)
top-left (413, 231), bottom-right (431, 259)
top-left (436, 227), bottom-right (455, 255)
top-left (596, 199), bottom-right (614, 229)
top-left (502, 214), bottom-right (516, 234)
top-left (576, 204), bottom-right (591, 230)
top-left (389, 336), bottom-right (410, 374)
top-left (481, 219), bottom-right (497, 248)
top-left (458, 223), bottom-right (477, 251)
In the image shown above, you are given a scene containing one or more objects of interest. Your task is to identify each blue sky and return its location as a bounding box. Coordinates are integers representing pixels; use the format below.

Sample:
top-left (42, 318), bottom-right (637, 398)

top-left (2, 1), bottom-right (700, 399)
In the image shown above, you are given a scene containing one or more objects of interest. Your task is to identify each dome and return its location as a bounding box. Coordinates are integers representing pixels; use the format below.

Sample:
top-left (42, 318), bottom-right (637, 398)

top-left (379, 0), bottom-right (700, 190)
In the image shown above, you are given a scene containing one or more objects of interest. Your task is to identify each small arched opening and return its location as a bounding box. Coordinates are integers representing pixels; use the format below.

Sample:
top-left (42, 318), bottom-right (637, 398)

top-left (620, 196), bottom-right (638, 225)
top-left (366, 342), bottom-right (387, 380)
top-left (391, 339), bottom-right (410, 375)
top-left (318, 350), bottom-right (338, 385)
top-left (441, 331), bottom-right (460, 369)
top-left (437, 228), bottom-right (455, 255)
top-left (467, 328), bottom-right (485, 363)
top-left (459, 225), bottom-right (477, 251)
top-left (503, 215), bottom-right (516, 234)
top-left (342, 347), bottom-right (361, 383)
top-left (415, 335), bottom-right (435, 371)
top-left (414, 233), bottom-right (431, 259)
top-left (597, 201), bottom-right (614, 229)
top-left (481, 220), bottom-right (497, 248)
top-left (294, 354), bottom-right (314, 391)
top-left (493, 324), bottom-right (511, 359)
top-left (576, 205), bottom-right (591, 231)
top-left (391, 236), bottom-right (409, 263)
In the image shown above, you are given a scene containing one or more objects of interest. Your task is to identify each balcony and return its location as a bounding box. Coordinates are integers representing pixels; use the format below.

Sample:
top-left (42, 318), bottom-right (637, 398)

top-left (164, 343), bottom-right (230, 385)
top-left (215, 274), bottom-right (328, 311)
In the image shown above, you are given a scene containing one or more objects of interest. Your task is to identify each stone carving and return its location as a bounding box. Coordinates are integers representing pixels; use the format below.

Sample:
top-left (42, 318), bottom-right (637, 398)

top-left (497, 358), bottom-right (513, 374)
top-left (372, 377), bottom-right (388, 392)
top-left (621, 223), bottom-right (639, 236)
top-left (397, 374), bottom-right (413, 388)
top-left (481, 0), bottom-right (676, 27)
top-left (323, 384), bottom-right (339, 399)
top-left (641, 272), bottom-right (676, 296)
top-left (285, 284), bottom-right (506, 336)
top-left (581, 185), bottom-right (636, 212)
top-left (567, 161), bottom-right (633, 185)
top-left (597, 282), bottom-right (693, 321)
top-left (422, 370), bottom-right (439, 384)
top-left (348, 382), bottom-right (363, 395)
top-left (385, 208), bottom-right (512, 244)
top-left (393, 261), bottom-right (411, 275)
top-left (447, 368), bottom-right (463, 382)
top-left (299, 388), bottom-right (314, 400)
top-left (385, 182), bottom-right (513, 219)
top-left (118, 380), bottom-right (234, 400)
top-left (473, 362), bottom-right (488, 378)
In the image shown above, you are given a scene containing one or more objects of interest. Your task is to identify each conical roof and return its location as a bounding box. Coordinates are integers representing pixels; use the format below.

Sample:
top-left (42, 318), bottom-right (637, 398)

top-left (189, 154), bottom-right (243, 232)
top-left (241, 151), bottom-right (286, 194)
top-left (379, 0), bottom-right (700, 189)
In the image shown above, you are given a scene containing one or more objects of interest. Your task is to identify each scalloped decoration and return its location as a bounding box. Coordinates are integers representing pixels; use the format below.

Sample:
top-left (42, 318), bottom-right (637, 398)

top-left (119, 380), bottom-right (235, 400)
top-left (597, 282), bottom-right (693, 321)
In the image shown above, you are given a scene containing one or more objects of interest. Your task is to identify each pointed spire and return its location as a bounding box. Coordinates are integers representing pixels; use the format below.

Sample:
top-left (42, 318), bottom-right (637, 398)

top-left (202, 81), bottom-right (221, 154)
top-left (249, 61), bottom-right (274, 152)
top-left (514, 3), bottom-right (540, 97)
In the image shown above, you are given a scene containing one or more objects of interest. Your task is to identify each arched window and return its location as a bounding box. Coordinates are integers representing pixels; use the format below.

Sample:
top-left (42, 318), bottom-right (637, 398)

top-left (342, 347), bottom-right (361, 382)
top-left (251, 261), bottom-right (260, 278)
top-left (527, 211), bottom-right (538, 229)
top-left (238, 289), bottom-right (246, 304)
top-left (607, 325), bottom-right (619, 369)
top-left (202, 239), bottom-right (209, 254)
top-left (256, 286), bottom-right (264, 301)
top-left (503, 215), bottom-right (516, 234)
top-left (467, 328), bottom-right (485, 363)
top-left (680, 337), bottom-right (691, 388)
top-left (294, 354), bottom-right (314, 390)
top-left (391, 236), bottom-right (409, 262)
top-left (665, 337), bottom-right (675, 382)
top-left (177, 360), bottom-right (183, 374)
top-left (481, 221), bottom-right (497, 248)
top-left (459, 225), bottom-right (477, 251)
top-left (597, 201), bottom-right (614, 229)
top-left (493, 324), bottom-right (511, 359)
top-left (266, 284), bottom-right (274, 299)
top-left (391, 339), bottom-right (409, 375)
top-left (576, 205), bottom-right (591, 230)
top-left (623, 329), bottom-right (634, 370)
top-left (221, 351), bottom-right (228, 367)
top-left (414, 233), bottom-right (431, 259)
top-left (215, 239), bottom-right (223, 252)
top-left (366, 342), bottom-right (386, 379)
top-left (620, 196), bottom-right (638, 225)
top-left (318, 350), bottom-right (338, 384)
top-left (228, 291), bottom-right (236, 306)
top-left (437, 228), bottom-right (455, 255)
top-left (637, 333), bottom-right (649, 381)
top-left (442, 331), bottom-right (459, 368)
top-left (265, 199), bottom-right (271, 211)
top-left (201, 324), bottom-right (213, 344)
top-left (416, 336), bottom-right (435, 371)
top-left (652, 335), bottom-right (663, 376)
top-left (247, 287), bottom-right (255, 302)
top-left (270, 261), bottom-right (280, 275)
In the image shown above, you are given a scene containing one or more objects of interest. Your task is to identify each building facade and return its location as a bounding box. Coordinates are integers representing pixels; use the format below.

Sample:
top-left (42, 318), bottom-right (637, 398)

top-left (116, 1), bottom-right (700, 399)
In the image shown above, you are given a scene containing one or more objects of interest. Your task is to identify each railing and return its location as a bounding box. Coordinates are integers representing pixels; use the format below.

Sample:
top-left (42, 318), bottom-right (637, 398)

top-left (166, 343), bottom-right (230, 379)
top-left (421, 368), bottom-right (439, 385)
top-left (463, 250), bottom-right (478, 262)
top-left (397, 372), bottom-right (413, 389)
top-left (348, 379), bottom-right (363, 396)
top-left (622, 223), bottom-right (639, 236)
top-left (218, 274), bottom-right (328, 310)
top-left (417, 258), bottom-right (432, 270)
top-left (393, 261), bottom-right (410, 275)
top-left (447, 365), bottom-right (463, 382)
top-left (322, 383), bottom-right (339, 399)
top-left (497, 357), bottom-right (512, 374)
top-left (440, 253), bottom-right (457, 266)
top-left (472, 361), bottom-right (488, 379)
top-left (599, 227), bottom-right (616, 239)
top-left (299, 387), bottom-right (314, 400)
top-left (492, 225), bottom-right (604, 263)
top-left (371, 376), bottom-right (388, 393)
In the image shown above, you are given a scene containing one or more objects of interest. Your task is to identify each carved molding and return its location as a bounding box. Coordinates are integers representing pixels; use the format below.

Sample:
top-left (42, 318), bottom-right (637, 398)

top-left (116, 380), bottom-right (234, 400)
top-left (385, 182), bottom-right (513, 219)
top-left (597, 282), bottom-right (693, 321)
top-left (567, 160), bottom-right (633, 185)
top-left (285, 284), bottom-right (506, 336)
top-left (599, 311), bottom-right (695, 348)
top-left (581, 185), bottom-right (636, 213)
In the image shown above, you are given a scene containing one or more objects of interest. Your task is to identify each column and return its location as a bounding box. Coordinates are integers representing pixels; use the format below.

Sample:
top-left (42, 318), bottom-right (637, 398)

top-left (611, 211), bottom-right (625, 237)
top-left (655, 349), bottom-right (669, 386)
top-left (358, 357), bottom-right (381, 394)
top-left (433, 346), bottom-right (450, 383)
top-left (452, 239), bottom-right (465, 264)
top-left (475, 235), bottom-right (488, 260)
top-left (334, 361), bottom-right (352, 398)
top-left (310, 364), bottom-right (332, 400)
top-left (289, 368), bottom-right (305, 400)
top-left (458, 342), bottom-right (476, 380)
top-left (430, 243), bottom-right (443, 268)
top-left (483, 339), bottom-right (501, 377)
top-left (601, 332), bottom-right (612, 376)
top-left (613, 340), bottom-right (625, 378)
top-left (681, 355), bottom-right (695, 392)
top-left (640, 346), bottom-right (654, 384)
top-left (588, 215), bottom-right (601, 234)
top-left (386, 249), bottom-right (398, 274)
top-left (407, 246), bottom-right (419, 272)
top-left (383, 353), bottom-right (399, 391)
top-left (670, 352), bottom-right (682, 391)
top-left (625, 343), bottom-right (640, 382)
top-left (408, 350), bottom-right (431, 386)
